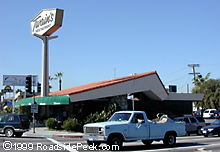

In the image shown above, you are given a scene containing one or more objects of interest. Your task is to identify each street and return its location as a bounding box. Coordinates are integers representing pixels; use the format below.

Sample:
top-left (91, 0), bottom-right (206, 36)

top-left (1, 134), bottom-right (220, 152)
top-left (0, 136), bottom-right (71, 152)
top-left (121, 135), bottom-right (220, 152)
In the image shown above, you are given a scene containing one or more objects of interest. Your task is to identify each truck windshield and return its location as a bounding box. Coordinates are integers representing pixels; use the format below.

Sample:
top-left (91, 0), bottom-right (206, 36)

top-left (108, 113), bottom-right (131, 122)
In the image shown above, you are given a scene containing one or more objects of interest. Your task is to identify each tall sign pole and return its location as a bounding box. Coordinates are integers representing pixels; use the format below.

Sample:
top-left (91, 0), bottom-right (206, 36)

top-left (12, 85), bottom-right (15, 113)
top-left (42, 36), bottom-right (49, 96)
top-left (34, 35), bottom-right (57, 96)
top-left (31, 8), bottom-right (64, 96)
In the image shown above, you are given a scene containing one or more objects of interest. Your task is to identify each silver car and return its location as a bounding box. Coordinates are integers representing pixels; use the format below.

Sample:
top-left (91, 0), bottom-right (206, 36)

top-left (174, 115), bottom-right (206, 135)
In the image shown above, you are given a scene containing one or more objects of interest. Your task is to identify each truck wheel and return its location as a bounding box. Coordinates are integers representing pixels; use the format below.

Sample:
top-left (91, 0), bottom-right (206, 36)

top-left (107, 136), bottom-right (123, 149)
top-left (87, 141), bottom-right (101, 147)
top-left (5, 128), bottom-right (14, 137)
top-left (142, 140), bottom-right (153, 146)
top-left (163, 133), bottom-right (176, 147)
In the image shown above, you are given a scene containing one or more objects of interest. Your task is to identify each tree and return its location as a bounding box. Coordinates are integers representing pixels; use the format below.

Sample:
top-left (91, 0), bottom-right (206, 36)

top-left (192, 73), bottom-right (220, 109)
top-left (54, 72), bottom-right (63, 91)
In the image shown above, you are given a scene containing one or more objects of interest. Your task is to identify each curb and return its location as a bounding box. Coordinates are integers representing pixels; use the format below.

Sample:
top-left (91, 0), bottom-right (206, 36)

top-left (52, 134), bottom-right (84, 139)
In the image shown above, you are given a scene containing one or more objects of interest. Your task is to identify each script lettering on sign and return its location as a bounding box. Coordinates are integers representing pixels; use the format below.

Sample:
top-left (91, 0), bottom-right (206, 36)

top-left (31, 9), bottom-right (63, 36)
top-left (32, 13), bottom-right (54, 34)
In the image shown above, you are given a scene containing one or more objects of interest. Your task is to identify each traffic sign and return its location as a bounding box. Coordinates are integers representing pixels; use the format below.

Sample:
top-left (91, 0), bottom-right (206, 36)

top-left (31, 103), bottom-right (38, 113)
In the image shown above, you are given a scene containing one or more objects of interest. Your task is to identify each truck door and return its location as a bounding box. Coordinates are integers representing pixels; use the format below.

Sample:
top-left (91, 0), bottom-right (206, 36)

top-left (128, 113), bottom-right (149, 139)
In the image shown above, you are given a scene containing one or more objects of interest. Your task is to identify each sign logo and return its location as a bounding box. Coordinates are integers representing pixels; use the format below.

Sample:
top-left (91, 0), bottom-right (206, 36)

top-left (4, 86), bottom-right (12, 91)
top-left (31, 8), bottom-right (64, 36)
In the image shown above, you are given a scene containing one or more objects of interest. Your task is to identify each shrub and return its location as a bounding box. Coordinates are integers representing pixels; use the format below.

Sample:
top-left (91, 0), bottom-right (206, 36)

top-left (83, 103), bottom-right (118, 124)
top-left (46, 118), bottom-right (57, 129)
top-left (17, 106), bottom-right (30, 115)
top-left (62, 118), bottom-right (81, 132)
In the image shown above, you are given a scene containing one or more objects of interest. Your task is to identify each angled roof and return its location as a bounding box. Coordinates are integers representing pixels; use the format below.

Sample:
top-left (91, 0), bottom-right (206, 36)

top-left (49, 71), bottom-right (163, 97)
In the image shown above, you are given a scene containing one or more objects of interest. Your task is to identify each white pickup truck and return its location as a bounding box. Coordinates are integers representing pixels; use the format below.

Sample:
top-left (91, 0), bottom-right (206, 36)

top-left (84, 111), bottom-right (186, 149)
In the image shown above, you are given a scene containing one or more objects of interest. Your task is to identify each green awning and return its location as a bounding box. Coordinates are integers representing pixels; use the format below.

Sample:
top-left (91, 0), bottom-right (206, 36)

top-left (15, 95), bottom-right (70, 107)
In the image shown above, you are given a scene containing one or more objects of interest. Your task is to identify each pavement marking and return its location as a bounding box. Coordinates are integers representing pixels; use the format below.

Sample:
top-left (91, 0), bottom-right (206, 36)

top-left (47, 137), bottom-right (78, 152)
top-left (197, 148), bottom-right (212, 152)
top-left (130, 143), bottom-right (220, 152)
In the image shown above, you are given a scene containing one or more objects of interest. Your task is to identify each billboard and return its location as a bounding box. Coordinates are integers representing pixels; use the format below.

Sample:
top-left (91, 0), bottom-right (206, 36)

top-left (3, 75), bottom-right (37, 86)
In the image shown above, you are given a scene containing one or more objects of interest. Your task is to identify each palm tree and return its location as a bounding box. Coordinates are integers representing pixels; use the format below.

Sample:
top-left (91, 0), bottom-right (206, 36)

top-left (48, 76), bottom-right (54, 91)
top-left (54, 72), bottom-right (63, 91)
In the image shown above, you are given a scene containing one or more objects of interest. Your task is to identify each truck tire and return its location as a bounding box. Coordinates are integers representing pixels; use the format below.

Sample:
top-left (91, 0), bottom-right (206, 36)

top-left (163, 133), bottom-right (176, 147)
top-left (87, 141), bottom-right (101, 147)
top-left (5, 128), bottom-right (14, 137)
top-left (142, 140), bottom-right (153, 146)
top-left (107, 135), bottom-right (123, 149)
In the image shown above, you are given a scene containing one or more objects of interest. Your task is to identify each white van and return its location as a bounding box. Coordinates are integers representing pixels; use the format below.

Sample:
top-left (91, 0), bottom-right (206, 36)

top-left (203, 109), bottom-right (216, 118)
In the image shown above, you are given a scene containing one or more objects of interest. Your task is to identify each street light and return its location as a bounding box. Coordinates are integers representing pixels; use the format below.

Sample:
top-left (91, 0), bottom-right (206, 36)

top-left (127, 94), bottom-right (140, 111)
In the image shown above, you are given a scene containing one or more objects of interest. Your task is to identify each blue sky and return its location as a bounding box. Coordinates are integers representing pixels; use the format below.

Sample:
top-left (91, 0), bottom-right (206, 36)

top-left (1, 0), bottom-right (220, 93)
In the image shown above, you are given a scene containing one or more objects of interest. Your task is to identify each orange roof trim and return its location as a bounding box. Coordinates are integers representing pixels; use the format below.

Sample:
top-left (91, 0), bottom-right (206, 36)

top-left (49, 71), bottom-right (157, 96)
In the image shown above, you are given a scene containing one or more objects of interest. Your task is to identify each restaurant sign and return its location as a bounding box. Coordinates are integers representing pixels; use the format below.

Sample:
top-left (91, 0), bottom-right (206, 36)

top-left (31, 8), bottom-right (64, 36)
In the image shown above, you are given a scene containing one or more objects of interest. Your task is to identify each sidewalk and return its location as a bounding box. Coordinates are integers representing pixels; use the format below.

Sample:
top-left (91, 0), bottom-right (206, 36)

top-left (23, 127), bottom-right (84, 139)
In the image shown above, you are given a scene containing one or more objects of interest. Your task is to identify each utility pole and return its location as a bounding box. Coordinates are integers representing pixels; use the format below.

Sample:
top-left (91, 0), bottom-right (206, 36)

top-left (188, 64), bottom-right (200, 81)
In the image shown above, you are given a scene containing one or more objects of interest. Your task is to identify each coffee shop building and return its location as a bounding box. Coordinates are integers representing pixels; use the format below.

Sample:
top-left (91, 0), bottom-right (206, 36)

top-left (16, 71), bottom-right (203, 120)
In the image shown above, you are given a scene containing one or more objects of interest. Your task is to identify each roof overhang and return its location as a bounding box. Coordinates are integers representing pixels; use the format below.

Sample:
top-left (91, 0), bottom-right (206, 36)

top-left (165, 93), bottom-right (204, 101)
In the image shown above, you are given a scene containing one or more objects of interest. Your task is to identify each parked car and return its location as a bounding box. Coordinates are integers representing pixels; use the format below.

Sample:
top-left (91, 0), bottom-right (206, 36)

top-left (201, 119), bottom-right (220, 137)
top-left (192, 109), bottom-right (204, 117)
top-left (203, 109), bottom-right (216, 118)
top-left (0, 113), bottom-right (30, 137)
top-left (174, 115), bottom-right (206, 135)
top-left (214, 110), bottom-right (220, 119)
